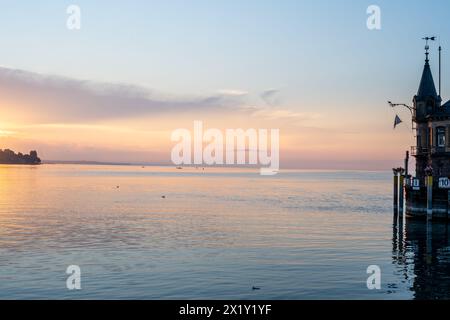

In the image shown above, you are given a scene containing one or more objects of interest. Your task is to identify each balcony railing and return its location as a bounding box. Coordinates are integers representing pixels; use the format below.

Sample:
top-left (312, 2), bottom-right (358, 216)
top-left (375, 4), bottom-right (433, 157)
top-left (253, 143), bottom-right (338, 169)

top-left (411, 146), bottom-right (449, 156)
top-left (411, 146), bottom-right (429, 156)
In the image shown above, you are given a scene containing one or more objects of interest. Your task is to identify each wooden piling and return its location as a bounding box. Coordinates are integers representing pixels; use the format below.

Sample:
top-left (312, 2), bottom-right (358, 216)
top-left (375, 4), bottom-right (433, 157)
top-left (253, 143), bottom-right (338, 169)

top-left (404, 151), bottom-right (409, 178)
top-left (399, 174), bottom-right (404, 217)
top-left (427, 176), bottom-right (433, 218)
top-left (393, 170), bottom-right (399, 215)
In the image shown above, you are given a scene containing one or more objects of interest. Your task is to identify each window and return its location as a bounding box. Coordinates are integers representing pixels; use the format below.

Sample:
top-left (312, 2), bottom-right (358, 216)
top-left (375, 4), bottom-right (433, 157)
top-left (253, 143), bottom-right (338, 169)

top-left (437, 127), bottom-right (446, 148)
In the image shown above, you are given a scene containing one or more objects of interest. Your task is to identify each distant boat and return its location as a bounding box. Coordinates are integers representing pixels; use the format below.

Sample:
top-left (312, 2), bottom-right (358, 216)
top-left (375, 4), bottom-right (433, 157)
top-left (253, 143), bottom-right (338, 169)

top-left (176, 166), bottom-right (183, 170)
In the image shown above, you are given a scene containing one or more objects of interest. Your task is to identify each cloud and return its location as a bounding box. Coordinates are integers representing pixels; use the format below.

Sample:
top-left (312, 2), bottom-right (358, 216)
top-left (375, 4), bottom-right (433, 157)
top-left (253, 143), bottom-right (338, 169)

top-left (0, 67), bottom-right (248, 123)
top-left (0, 130), bottom-right (16, 137)
top-left (217, 89), bottom-right (249, 97)
top-left (260, 88), bottom-right (282, 107)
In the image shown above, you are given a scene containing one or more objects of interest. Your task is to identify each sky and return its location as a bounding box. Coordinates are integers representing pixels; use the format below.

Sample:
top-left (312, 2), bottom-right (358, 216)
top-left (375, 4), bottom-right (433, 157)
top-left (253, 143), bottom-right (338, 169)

top-left (0, 0), bottom-right (450, 169)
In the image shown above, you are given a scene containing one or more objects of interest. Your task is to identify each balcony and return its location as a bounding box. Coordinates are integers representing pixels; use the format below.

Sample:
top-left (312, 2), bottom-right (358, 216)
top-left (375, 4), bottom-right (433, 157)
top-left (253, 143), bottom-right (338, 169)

top-left (411, 146), bottom-right (449, 156)
top-left (411, 146), bottom-right (428, 156)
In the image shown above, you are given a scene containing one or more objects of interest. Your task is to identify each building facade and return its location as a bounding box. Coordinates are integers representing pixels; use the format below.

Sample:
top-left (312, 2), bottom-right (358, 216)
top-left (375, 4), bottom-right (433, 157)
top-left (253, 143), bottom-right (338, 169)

top-left (413, 52), bottom-right (450, 181)
top-left (406, 49), bottom-right (450, 218)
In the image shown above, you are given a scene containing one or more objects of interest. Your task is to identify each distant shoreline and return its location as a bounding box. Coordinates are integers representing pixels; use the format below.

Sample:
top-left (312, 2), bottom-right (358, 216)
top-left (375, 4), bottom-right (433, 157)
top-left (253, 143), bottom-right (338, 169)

top-left (39, 161), bottom-right (392, 172)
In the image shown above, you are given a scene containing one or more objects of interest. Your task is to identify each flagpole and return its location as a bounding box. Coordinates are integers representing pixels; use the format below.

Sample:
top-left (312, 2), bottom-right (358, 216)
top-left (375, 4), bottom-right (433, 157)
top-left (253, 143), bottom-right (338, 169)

top-left (439, 45), bottom-right (442, 97)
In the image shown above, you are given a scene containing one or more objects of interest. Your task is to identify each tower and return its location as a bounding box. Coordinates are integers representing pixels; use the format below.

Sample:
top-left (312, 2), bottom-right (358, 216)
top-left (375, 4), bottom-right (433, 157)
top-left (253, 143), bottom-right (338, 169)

top-left (413, 44), bottom-right (450, 181)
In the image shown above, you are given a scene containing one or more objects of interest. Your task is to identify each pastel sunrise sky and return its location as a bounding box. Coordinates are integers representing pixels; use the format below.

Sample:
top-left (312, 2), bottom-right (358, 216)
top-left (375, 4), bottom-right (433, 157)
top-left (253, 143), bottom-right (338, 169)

top-left (1, 0), bottom-right (450, 169)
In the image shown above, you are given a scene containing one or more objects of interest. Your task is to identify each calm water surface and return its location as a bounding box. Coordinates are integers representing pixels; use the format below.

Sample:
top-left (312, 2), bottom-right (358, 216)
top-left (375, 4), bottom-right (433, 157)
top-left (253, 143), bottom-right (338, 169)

top-left (0, 164), bottom-right (448, 299)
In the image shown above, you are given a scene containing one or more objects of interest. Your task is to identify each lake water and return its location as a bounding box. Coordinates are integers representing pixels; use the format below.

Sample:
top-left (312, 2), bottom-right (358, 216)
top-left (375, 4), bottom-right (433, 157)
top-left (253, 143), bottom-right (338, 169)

top-left (0, 164), bottom-right (449, 300)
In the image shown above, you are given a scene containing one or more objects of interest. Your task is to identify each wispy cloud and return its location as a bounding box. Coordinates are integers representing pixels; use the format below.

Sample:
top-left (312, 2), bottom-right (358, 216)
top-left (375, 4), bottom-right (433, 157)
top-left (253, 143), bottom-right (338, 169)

top-left (260, 88), bottom-right (282, 107)
top-left (0, 130), bottom-right (15, 137)
top-left (217, 89), bottom-right (249, 97)
top-left (0, 67), bottom-right (248, 123)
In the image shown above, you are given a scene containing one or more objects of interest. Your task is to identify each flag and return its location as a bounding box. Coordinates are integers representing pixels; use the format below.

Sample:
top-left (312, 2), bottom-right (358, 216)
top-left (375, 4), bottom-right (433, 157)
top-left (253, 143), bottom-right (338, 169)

top-left (394, 115), bottom-right (402, 129)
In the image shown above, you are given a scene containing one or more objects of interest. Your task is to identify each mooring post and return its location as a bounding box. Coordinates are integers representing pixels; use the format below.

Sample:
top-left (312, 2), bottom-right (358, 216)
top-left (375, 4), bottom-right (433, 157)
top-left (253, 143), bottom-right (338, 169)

top-left (393, 169), bottom-right (399, 215)
top-left (427, 176), bottom-right (433, 219)
top-left (404, 151), bottom-right (409, 178)
top-left (399, 173), bottom-right (404, 217)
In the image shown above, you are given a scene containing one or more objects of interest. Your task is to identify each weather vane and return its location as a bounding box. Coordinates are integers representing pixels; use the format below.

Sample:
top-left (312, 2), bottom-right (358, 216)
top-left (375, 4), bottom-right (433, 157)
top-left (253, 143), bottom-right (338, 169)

top-left (423, 36), bottom-right (436, 61)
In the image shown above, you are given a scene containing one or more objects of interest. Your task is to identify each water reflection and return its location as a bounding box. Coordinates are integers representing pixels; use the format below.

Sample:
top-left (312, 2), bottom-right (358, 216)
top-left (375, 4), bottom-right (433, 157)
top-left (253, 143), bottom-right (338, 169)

top-left (394, 217), bottom-right (450, 299)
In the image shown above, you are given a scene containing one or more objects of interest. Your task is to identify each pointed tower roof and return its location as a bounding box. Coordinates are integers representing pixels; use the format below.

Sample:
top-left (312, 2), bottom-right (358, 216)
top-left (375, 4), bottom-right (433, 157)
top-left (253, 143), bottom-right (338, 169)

top-left (417, 54), bottom-right (439, 98)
